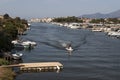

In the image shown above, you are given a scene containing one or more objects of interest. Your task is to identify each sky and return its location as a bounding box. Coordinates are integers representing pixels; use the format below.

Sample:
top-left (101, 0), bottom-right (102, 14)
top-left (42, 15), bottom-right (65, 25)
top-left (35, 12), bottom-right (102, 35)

top-left (0, 0), bottom-right (120, 19)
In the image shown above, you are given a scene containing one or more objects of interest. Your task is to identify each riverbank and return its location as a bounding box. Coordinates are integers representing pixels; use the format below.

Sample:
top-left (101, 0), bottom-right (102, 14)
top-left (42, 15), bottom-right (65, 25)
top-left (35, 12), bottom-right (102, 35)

top-left (0, 67), bottom-right (16, 80)
top-left (0, 58), bottom-right (16, 80)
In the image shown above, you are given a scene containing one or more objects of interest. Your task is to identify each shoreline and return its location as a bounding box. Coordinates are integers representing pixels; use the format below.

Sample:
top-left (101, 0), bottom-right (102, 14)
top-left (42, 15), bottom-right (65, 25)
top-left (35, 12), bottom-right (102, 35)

top-left (0, 67), bottom-right (16, 80)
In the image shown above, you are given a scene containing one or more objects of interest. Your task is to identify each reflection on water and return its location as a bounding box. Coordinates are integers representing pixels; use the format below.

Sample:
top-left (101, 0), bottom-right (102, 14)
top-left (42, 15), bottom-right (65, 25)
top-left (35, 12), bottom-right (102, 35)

top-left (10, 59), bottom-right (23, 64)
top-left (20, 68), bottom-right (63, 73)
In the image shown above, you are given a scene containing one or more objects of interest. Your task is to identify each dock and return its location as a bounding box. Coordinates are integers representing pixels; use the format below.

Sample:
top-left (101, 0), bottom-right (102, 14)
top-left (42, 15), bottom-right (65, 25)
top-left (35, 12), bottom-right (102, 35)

top-left (1, 62), bottom-right (63, 73)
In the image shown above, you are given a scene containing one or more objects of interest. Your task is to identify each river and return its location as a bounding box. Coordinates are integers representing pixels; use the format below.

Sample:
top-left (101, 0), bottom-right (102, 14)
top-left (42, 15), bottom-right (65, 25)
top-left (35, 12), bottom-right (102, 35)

top-left (15, 23), bottom-right (120, 80)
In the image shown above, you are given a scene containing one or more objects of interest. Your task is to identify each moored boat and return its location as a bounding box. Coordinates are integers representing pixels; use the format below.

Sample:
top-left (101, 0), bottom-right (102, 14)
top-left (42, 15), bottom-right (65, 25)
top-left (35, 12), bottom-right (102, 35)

top-left (11, 50), bottom-right (23, 60)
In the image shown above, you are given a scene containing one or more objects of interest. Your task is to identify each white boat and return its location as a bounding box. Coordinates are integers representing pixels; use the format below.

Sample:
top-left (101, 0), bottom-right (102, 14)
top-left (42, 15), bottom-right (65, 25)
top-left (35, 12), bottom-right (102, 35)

top-left (11, 40), bottom-right (20, 44)
top-left (68, 23), bottom-right (81, 29)
top-left (11, 51), bottom-right (23, 60)
top-left (12, 40), bottom-right (37, 49)
top-left (65, 44), bottom-right (73, 55)
top-left (22, 41), bottom-right (37, 46)
top-left (107, 31), bottom-right (120, 37)
top-left (28, 23), bottom-right (31, 26)
top-left (65, 46), bottom-right (73, 53)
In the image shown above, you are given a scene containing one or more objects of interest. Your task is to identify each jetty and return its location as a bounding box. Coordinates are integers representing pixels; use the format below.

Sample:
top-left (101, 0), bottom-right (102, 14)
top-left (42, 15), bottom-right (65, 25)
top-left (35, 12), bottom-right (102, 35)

top-left (1, 62), bottom-right (63, 73)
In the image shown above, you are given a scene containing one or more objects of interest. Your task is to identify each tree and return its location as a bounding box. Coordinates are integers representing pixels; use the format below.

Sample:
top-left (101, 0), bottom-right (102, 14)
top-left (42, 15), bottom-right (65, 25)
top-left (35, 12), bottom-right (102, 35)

top-left (3, 13), bottom-right (10, 19)
top-left (0, 14), bottom-right (28, 52)
top-left (52, 16), bottom-right (83, 23)
top-left (107, 18), bottom-right (120, 24)
top-left (3, 22), bottom-right (18, 40)
top-left (0, 31), bottom-right (13, 52)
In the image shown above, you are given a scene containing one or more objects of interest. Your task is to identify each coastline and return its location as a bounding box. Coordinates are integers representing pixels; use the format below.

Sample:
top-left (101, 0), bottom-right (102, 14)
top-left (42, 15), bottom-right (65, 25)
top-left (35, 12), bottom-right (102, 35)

top-left (0, 58), bottom-right (16, 80)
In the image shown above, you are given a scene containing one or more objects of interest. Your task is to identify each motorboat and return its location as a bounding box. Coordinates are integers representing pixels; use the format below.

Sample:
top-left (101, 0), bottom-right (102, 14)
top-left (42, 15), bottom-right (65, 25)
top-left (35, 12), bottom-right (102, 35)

top-left (22, 41), bottom-right (37, 46)
top-left (12, 40), bottom-right (37, 49)
top-left (68, 23), bottom-right (81, 29)
top-left (65, 44), bottom-right (73, 54)
top-left (28, 23), bottom-right (31, 26)
top-left (11, 51), bottom-right (23, 60)
top-left (66, 46), bottom-right (73, 52)
top-left (11, 40), bottom-right (21, 44)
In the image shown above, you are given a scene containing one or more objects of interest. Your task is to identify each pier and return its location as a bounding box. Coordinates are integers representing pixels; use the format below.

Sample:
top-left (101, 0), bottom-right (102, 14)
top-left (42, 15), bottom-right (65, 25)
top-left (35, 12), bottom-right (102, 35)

top-left (1, 62), bottom-right (63, 73)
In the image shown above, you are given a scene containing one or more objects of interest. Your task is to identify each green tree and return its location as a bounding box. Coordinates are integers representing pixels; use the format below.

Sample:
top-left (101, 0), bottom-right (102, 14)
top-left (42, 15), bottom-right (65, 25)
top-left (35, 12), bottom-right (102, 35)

top-left (3, 22), bottom-right (18, 40)
top-left (0, 14), bottom-right (28, 52)
top-left (52, 16), bottom-right (83, 23)
top-left (0, 31), bottom-right (13, 52)
top-left (107, 18), bottom-right (120, 24)
top-left (3, 14), bottom-right (10, 19)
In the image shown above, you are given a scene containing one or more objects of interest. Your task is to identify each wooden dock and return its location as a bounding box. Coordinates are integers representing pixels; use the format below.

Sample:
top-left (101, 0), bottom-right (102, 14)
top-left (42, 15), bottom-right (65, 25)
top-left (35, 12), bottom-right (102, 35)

top-left (1, 62), bottom-right (63, 73)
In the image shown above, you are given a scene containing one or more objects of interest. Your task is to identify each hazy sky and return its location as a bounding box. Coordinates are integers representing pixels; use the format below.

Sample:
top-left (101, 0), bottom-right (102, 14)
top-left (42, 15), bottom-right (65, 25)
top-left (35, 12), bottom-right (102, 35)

top-left (0, 0), bottom-right (120, 19)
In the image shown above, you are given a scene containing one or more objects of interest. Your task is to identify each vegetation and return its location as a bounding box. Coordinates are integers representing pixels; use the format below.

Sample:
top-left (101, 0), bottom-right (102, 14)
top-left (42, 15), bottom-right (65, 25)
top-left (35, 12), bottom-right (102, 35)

top-left (90, 18), bottom-right (120, 24)
top-left (90, 18), bottom-right (105, 24)
top-left (106, 18), bottom-right (120, 24)
top-left (52, 16), bottom-right (83, 23)
top-left (0, 59), bottom-right (15, 80)
top-left (0, 58), bottom-right (10, 65)
top-left (0, 13), bottom-right (28, 52)
top-left (0, 13), bottom-right (28, 80)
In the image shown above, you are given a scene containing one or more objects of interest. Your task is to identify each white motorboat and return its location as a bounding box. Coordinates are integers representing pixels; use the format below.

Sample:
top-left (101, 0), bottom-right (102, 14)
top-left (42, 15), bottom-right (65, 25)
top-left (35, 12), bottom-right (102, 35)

top-left (11, 51), bottom-right (23, 60)
top-left (11, 40), bottom-right (21, 44)
top-left (107, 31), bottom-right (120, 37)
top-left (22, 41), bottom-right (37, 46)
top-left (65, 46), bottom-right (73, 53)
top-left (28, 23), bottom-right (31, 26)
top-left (65, 44), bottom-right (73, 55)
top-left (68, 23), bottom-right (81, 29)
top-left (12, 40), bottom-right (37, 49)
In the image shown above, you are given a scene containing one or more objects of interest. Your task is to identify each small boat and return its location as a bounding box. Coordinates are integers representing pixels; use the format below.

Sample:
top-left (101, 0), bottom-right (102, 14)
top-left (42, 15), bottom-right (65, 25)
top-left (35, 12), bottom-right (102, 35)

top-left (11, 51), bottom-right (23, 60)
top-left (65, 44), bottom-right (73, 54)
top-left (22, 41), bottom-right (37, 46)
top-left (12, 40), bottom-right (37, 49)
top-left (11, 40), bottom-right (21, 44)
top-left (28, 23), bottom-right (31, 26)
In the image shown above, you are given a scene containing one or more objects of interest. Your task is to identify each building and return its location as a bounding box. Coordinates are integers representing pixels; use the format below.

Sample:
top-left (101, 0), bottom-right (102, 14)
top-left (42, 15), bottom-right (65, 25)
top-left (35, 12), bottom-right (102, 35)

top-left (0, 15), bottom-right (4, 19)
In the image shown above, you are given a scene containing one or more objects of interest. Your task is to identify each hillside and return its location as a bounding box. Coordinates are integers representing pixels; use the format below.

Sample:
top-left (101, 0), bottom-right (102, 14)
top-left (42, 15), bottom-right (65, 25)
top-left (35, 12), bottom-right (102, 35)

top-left (80, 9), bottom-right (120, 18)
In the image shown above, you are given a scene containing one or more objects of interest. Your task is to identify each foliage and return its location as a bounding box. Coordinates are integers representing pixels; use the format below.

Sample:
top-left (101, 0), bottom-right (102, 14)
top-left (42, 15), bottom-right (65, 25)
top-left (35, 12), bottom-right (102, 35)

top-left (107, 18), bottom-right (120, 24)
top-left (0, 58), bottom-right (10, 65)
top-left (90, 18), bottom-right (120, 24)
top-left (3, 13), bottom-right (10, 19)
top-left (90, 18), bottom-right (105, 23)
top-left (3, 22), bottom-right (18, 40)
top-left (52, 16), bottom-right (83, 23)
top-left (0, 31), bottom-right (13, 51)
top-left (0, 13), bottom-right (28, 52)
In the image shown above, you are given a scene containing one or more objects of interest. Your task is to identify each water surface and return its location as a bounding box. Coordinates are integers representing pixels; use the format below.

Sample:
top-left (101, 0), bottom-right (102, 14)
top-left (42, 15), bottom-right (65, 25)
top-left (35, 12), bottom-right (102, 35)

top-left (15, 23), bottom-right (120, 80)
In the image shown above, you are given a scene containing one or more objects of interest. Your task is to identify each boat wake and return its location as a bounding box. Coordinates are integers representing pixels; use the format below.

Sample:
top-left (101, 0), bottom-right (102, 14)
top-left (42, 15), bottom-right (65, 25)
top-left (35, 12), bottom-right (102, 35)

top-left (22, 26), bottom-right (90, 55)
top-left (37, 37), bottom-right (87, 55)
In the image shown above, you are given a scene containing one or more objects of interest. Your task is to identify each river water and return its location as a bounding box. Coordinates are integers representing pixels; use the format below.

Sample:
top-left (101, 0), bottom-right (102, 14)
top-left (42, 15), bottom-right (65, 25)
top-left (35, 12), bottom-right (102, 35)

top-left (15, 23), bottom-right (120, 80)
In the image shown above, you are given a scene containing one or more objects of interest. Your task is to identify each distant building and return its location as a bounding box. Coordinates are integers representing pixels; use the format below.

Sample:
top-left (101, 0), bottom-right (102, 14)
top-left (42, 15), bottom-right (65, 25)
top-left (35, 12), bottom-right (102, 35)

top-left (0, 15), bottom-right (4, 19)
top-left (30, 17), bottom-right (53, 23)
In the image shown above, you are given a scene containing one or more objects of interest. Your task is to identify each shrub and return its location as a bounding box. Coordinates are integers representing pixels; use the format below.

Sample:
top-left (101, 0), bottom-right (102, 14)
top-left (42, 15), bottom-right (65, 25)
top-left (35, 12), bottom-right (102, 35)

top-left (0, 58), bottom-right (10, 65)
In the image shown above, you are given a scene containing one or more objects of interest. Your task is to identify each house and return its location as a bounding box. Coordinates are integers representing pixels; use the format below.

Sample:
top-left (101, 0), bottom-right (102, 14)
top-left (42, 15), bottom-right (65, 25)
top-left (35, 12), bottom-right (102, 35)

top-left (0, 15), bottom-right (3, 19)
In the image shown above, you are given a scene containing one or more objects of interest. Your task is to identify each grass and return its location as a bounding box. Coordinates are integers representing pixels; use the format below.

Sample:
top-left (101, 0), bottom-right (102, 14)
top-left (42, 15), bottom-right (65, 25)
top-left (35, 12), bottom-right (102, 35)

top-left (0, 58), bottom-right (10, 65)
top-left (0, 58), bottom-right (16, 80)
top-left (0, 67), bottom-right (16, 80)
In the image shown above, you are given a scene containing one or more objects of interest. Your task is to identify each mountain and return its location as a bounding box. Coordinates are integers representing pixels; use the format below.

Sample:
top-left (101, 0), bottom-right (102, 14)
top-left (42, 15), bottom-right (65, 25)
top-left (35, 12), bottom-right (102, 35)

top-left (80, 9), bottom-right (120, 18)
